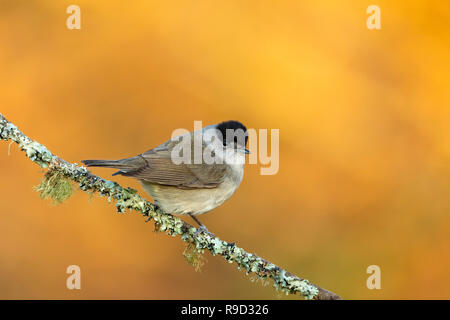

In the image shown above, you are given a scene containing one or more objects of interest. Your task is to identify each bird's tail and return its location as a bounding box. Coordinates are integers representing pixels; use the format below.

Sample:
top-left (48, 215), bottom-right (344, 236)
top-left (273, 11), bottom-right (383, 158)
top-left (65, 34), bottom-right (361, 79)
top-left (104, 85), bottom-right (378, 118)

top-left (81, 156), bottom-right (146, 175)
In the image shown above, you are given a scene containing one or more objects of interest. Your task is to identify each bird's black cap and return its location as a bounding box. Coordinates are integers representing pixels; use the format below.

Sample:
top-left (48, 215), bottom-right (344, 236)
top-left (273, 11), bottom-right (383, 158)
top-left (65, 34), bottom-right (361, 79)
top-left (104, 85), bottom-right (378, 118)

top-left (216, 120), bottom-right (248, 147)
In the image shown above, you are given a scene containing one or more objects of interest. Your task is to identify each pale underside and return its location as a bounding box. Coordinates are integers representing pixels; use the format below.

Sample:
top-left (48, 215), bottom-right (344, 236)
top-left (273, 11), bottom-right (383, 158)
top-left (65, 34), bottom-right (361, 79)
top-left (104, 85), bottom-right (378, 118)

top-left (122, 131), bottom-right (245, 215)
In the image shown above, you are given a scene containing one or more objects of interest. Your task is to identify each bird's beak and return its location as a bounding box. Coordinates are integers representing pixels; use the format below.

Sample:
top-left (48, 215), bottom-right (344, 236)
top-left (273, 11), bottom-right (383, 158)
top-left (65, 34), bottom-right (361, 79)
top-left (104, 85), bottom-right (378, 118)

top-left (236, 148), bottom-right (251, 154)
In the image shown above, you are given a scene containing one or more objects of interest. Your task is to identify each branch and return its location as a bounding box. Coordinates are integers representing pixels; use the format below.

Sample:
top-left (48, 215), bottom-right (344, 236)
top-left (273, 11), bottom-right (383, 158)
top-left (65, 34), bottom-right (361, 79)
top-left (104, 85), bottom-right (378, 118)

top-left (0, 113), bottom-right (342, 300)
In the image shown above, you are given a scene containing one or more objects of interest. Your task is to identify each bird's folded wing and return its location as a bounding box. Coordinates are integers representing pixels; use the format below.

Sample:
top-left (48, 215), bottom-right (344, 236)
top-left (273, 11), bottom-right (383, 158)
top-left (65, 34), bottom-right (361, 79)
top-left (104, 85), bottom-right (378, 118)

top-left (122, 149), bottom-right (227, 189)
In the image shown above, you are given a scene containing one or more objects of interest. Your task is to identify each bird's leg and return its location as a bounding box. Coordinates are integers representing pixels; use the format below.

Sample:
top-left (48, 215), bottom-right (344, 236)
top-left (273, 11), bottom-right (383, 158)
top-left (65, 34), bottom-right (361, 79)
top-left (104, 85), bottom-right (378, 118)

top-left (189, 214), bottom-right (214, 237)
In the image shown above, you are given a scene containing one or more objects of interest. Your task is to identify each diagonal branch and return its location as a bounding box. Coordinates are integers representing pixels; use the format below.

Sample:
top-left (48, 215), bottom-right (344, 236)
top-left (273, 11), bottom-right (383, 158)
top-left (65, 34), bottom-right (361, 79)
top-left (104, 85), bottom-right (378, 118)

top-left (0, 113), bottom-right (342, 300)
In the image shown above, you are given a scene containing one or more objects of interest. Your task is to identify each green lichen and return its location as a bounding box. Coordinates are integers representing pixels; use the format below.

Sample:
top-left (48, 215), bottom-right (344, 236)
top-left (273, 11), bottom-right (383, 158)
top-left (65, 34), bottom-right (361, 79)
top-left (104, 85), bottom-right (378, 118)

top-left (272, 269), bottom-right (319, 299)
top-left (210, 238), bottom-right (224, 255)
top-left (0, 118), bottom-right (53, 167)
top-left (296, 280), bottom-right (319, 300)
top-left (151, 208), bottom-right (185, 237)
top-left (1, 114), bottom-right (336, 299)
top-left (21, 141), bottom-right (53, 168)
top-left (115, 187), bottom-right (149, 214)
top-left (34, 170), bottom-right (74, 204)
top-left (0, 122), bottom-right (17, 140)
top-left (183, 242), bottom-right (206, 272)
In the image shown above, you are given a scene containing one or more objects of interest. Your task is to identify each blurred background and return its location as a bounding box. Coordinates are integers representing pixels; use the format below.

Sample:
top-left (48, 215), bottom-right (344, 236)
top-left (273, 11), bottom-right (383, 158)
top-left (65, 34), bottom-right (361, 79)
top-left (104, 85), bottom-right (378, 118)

top-left (0, 0), bottom-right (449, 299)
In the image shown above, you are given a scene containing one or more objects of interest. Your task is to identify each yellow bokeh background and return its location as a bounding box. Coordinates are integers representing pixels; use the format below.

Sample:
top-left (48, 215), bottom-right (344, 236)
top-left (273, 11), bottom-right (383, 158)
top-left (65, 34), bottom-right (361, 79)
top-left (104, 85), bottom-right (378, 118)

top-left (0, 0), bottom-right (449, 299)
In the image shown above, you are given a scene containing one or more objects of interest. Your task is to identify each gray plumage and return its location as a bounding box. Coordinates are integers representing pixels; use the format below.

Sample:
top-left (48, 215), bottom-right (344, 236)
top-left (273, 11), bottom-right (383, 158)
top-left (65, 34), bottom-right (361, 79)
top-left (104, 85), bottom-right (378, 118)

top-left (82, 121), bottom-right (248, 217)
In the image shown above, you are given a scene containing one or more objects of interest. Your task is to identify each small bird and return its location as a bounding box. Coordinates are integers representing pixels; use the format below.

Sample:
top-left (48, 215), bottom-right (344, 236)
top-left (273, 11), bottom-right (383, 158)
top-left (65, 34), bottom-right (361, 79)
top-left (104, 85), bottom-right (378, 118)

top-left (82, 120), bottom-right (249, 235)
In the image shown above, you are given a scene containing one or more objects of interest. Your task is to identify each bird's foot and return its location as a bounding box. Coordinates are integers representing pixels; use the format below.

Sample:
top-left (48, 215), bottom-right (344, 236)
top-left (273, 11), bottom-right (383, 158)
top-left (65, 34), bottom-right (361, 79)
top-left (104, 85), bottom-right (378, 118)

top-left (194, 225), bottom-right (215, 238)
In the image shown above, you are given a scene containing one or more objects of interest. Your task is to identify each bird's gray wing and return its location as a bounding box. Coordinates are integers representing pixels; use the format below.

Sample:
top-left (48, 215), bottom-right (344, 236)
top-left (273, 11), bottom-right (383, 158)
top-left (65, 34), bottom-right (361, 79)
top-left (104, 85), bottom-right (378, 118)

top-left (122, 138), bottom-right (227, 189)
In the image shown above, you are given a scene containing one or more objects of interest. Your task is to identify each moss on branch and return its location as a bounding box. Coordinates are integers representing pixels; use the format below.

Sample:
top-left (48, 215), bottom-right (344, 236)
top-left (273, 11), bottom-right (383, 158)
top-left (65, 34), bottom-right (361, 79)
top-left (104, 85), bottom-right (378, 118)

top-left (35, 170), bottom-right (74, 204)
top-left (0, 113), bottom-right (342, 300)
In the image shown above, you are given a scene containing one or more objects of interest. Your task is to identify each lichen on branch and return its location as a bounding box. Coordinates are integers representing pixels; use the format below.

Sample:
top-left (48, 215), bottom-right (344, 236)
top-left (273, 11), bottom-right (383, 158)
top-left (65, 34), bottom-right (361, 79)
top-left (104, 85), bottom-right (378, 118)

top-left (0, 113), bottom-right (342, 300)
top-left (34, 170), bottom-right (74, 204)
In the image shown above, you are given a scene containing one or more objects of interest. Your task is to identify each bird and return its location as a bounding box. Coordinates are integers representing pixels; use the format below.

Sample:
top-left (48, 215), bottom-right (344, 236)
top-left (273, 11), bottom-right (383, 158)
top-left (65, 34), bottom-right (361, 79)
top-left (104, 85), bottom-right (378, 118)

top-left (82, 120), bottom-right (249, 235)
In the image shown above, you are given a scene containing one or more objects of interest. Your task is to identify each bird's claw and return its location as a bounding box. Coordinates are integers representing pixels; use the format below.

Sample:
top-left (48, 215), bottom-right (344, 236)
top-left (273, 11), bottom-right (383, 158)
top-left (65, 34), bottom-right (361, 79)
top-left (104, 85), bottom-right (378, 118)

top-left (194, 225), bottom-right (215, 237)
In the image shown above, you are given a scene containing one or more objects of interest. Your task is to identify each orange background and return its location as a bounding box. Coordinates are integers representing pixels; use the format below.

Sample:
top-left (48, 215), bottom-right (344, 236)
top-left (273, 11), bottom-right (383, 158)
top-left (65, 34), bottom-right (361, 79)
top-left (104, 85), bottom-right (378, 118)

top-left (0, 0), bottom-right (449, 299)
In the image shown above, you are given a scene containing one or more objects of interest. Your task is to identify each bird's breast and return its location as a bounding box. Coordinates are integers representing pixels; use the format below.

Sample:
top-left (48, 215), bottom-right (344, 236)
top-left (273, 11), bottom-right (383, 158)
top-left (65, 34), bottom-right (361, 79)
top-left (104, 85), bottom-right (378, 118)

top-left (140, 168), bottom-right (243, 216)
